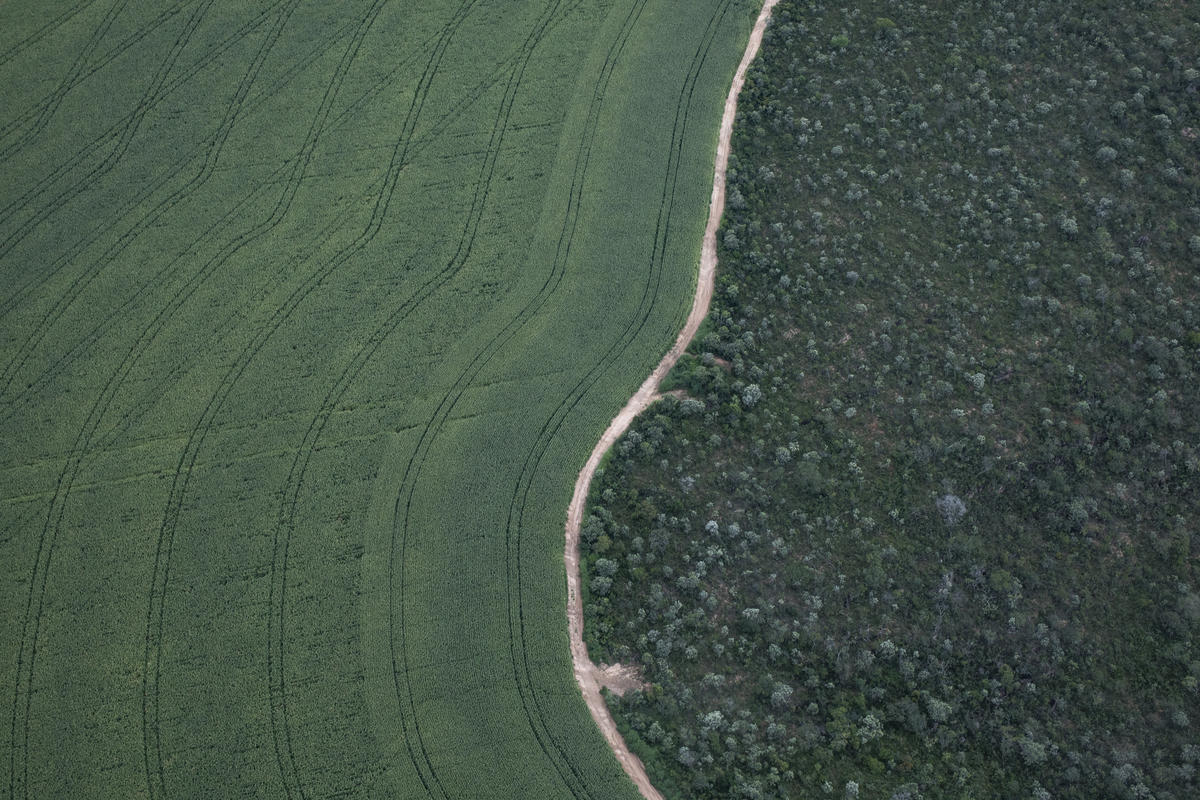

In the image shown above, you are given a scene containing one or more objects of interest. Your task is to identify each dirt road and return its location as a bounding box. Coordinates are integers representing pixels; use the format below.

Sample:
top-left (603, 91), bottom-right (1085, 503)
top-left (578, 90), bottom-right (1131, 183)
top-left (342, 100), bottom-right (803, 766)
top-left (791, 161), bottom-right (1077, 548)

top-left (563, 2), bottom-right (781, 798)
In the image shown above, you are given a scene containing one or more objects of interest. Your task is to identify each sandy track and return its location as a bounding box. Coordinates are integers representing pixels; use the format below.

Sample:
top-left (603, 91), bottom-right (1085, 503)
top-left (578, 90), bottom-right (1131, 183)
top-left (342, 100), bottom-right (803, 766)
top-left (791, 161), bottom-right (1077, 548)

top-left (563, 2), bottom-right (780, 798)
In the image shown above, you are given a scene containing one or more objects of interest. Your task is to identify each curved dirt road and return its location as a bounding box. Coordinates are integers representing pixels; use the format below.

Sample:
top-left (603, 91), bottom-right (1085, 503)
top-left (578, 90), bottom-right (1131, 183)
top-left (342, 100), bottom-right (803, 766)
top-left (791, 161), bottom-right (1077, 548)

top-left (564, 2), bottom-right (780, 798)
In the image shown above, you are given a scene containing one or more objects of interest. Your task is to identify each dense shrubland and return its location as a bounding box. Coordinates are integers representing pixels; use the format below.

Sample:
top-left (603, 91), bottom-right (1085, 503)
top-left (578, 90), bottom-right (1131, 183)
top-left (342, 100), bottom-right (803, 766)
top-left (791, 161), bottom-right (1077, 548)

top-left (582, 1), bottom-right (1200, 798)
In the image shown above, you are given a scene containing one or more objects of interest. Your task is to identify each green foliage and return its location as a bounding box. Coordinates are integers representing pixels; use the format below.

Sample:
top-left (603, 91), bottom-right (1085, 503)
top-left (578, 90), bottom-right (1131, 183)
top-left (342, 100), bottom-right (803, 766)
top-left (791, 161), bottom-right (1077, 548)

top-left (583, 1), bottom-right (1200, 798)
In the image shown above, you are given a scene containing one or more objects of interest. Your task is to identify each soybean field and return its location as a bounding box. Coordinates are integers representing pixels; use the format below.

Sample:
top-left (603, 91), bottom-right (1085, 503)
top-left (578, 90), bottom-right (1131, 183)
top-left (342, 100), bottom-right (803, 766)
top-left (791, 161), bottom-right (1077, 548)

top-left (0, 1), bottom-right (758, 797)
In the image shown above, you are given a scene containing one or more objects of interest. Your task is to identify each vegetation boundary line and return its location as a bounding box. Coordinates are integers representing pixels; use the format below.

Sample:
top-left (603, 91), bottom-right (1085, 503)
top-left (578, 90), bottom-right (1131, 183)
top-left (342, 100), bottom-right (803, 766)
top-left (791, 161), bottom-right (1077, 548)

top-left (562, 1), bottom-right (780, 798)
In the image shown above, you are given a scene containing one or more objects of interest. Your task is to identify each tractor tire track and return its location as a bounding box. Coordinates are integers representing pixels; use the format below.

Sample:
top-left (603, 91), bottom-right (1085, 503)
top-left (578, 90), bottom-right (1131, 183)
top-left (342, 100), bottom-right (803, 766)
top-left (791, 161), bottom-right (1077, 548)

top-left (0, 0), bottom-right (294, 294)
top-left (0, 0), bottom-right (98, 70)
top-left (139, 3), bottom-right (403, 792)
top-left (2, 5), bottom-right (471, 430)
top-left (561, 4), bottom-right (780, 799)
top-left (0, 7), bottom-right (543, 423)
top-left (137, 3), bottom-right (479, 798)
top-left (0, 0), bottom-right (200, 144)
top-left (0, 0), bottom-right (301, 409)
top-left (85, 0), bottom-right (585, 459)
top-left (383, 2), bottom-right (651, 799)
top-left (0, 2), bottom-right (378, 798)
top-left (263, 0), bottom-right (525, 791)
top-left (0, 0), bottom-right (131, 163)
top-left (0, 0), bottom-right (211, 265)
top-left (0, 0), bottom-right (220, 292)
top-left (500, 3), bottom-right (735, 798)
top-left (255, 1), bottom-right (588, 793)
top-left (0, 10), bottom-right (404, 419)
top-left (3, 2), bottom-right (221, 798)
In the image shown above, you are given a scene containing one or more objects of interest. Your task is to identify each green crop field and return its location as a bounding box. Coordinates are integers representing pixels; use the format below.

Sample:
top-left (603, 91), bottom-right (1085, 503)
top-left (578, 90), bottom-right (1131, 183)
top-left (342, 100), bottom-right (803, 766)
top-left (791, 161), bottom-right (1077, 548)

top-left (0, 1), bottom-right (760, 797)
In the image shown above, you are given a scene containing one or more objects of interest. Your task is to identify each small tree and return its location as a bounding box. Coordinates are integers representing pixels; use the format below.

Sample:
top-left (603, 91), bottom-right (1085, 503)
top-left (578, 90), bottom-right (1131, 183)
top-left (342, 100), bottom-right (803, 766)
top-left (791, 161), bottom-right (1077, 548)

top-left (936, 493), bottom-right (967, 526)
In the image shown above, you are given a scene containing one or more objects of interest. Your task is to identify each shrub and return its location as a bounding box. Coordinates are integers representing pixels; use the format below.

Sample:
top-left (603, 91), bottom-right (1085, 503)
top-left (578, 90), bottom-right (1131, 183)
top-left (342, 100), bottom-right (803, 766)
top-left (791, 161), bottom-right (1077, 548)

top-left (741, 383), bottom-right (763, 408)
top-left (770, 682), bottom-right (794, 709)
top-left (936, 493), bottom-right (967, 526)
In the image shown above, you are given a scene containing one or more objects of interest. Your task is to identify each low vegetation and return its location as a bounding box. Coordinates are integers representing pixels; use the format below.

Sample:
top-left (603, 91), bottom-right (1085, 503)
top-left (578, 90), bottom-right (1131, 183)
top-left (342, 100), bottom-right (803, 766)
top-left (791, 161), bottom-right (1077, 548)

top-left (582, 1), bottom-right (1200, 798)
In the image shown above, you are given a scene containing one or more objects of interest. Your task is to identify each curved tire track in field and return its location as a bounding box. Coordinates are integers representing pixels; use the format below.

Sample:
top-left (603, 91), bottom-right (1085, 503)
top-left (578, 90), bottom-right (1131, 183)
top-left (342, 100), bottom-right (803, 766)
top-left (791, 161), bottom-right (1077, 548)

top-left (502, 0), bottom-right (735, 794)
top-left (0, 0), bottom-right (282, 405)
top-left (0, 2), bottom-right (384, 798)
top-left (0, 0), bottom-right (98, 69)
top-left (0, 0), bottom-right (130, 163)
top-left (137, 4), bottom-right (478, 797)
top-left (0, 22), bottom-right (572, 581)
top-left (387, 0), bottom-right (735, 794)
top-left (0, 1), bottom-right (214, 271)
top-left (562, 3), bottom-right (779, 799)
top-left (0, 7), bottom-right (550, 428)
top-left (256, 1), bottom-right (497, 795)
top-left (0, 11), bottom-right (452, 422)
top-left (379, 3), bottom-right (649, 797)
top-left (0, 0), bottom-right (295, 305)
top-left (264, 0), bottom-right (581, 793)
top-left (3, 2), bottom-right (220, 797)
top-left (0, 0), bottom-right (202, 145)
top-left (3, 0), bottom-right (342, 788)
top-left (139, 2), bottom-right (426, 793)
